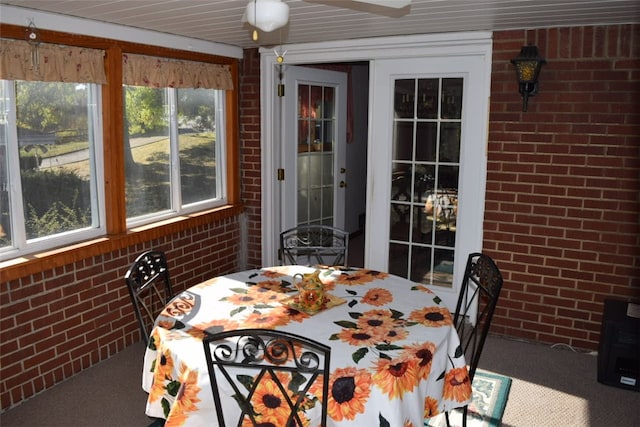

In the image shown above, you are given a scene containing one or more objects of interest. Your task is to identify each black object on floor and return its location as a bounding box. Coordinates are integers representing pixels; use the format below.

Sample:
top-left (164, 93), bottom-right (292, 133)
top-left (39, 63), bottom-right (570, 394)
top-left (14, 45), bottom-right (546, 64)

top-left (597, 298), bottom-right (640, 392)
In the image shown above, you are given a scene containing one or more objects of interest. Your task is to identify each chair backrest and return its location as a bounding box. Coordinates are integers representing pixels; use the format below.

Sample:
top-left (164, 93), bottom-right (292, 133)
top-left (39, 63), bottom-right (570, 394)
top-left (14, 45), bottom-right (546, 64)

top-left (203, 329), bottom-right (331, 427)
top-left (280, 224), bottom-right (349, 267)
top-left (453, 252), bottom-right (503, 381)
top-left (124, 250), bottom-right (173, 345)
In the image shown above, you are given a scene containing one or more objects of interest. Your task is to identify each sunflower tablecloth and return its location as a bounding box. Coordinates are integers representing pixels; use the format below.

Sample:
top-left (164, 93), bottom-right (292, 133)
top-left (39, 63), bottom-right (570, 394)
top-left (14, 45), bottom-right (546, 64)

top-left (142, 265), bottom-right (472, 427)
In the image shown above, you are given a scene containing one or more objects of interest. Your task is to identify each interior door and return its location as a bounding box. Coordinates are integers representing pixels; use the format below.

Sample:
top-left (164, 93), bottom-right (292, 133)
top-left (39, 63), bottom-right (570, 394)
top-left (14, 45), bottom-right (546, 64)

top-left (281, 66), bottom-right (347, 232)
top-left (367, 55), bottom-right (488, 311)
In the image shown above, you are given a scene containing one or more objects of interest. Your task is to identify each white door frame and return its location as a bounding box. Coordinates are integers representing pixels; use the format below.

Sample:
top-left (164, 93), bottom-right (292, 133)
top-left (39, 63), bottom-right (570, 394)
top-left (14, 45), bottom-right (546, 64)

top-left (260, 32), bottom-right (493, 268)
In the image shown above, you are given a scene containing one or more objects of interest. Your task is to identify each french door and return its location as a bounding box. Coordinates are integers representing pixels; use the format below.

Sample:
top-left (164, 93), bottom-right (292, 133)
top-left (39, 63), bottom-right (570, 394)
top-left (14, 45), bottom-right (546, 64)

top-left (367, 55), bottom-right (489, 310)
top-left (281, 66), bottom-right (347, 232)
top-left (259, 33), bottom-right (492, 290)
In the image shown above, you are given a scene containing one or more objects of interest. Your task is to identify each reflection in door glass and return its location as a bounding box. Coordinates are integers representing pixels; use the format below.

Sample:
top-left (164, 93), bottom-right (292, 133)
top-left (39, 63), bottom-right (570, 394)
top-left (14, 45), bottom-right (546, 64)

top-left (389, 77), bottom-right (463, 288)
top-left (297, 84), bottom-right (336, 226)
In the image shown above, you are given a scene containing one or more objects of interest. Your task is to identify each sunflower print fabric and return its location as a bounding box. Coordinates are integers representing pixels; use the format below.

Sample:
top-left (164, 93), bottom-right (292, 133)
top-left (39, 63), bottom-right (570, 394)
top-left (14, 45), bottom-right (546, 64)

top-left (142, 266), bottom-right (472, 426)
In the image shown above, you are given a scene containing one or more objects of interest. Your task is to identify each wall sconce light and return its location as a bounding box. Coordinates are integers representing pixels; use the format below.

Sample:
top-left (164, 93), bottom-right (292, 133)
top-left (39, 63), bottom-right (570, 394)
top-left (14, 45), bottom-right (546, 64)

top-left (511, 45), bottom-right (546, 112)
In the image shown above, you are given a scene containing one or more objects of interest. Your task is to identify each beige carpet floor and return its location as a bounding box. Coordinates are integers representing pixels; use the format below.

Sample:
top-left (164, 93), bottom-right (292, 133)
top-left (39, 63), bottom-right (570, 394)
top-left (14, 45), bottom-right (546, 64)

top-left (1, 335), bottom-right (638, 426)
top-left (479, 336), bottom-right (639, 427)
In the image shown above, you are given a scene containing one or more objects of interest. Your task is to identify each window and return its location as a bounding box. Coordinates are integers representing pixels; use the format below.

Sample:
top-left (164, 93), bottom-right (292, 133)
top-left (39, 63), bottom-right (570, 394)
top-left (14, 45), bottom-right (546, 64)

top-left (124, 86), bottom-right (226, 224)
top-left (0, 79), bottom-right (104, 258)
top-left (0, 33), bottom-right (237, 268)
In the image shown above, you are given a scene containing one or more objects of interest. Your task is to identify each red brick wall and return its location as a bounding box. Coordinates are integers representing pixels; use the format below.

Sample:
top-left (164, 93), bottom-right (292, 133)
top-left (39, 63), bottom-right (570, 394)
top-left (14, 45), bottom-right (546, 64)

top-left (0, 217), bottom-right (240, 410)
top-left (240, 48), bottom-right (263, 268)
top-left (486, 25), bottom-right (640, 350)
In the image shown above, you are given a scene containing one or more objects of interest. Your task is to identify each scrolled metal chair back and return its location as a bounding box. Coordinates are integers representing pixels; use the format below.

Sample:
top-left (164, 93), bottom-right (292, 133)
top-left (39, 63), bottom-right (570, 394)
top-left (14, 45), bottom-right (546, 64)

top-left (203, 329), bottom-right (331, 427)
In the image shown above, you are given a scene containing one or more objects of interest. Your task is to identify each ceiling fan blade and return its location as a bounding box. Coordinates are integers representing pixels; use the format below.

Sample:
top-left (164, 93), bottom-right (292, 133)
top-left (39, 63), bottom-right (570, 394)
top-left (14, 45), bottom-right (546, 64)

top-left (351, 0), bottom-right (411, 8)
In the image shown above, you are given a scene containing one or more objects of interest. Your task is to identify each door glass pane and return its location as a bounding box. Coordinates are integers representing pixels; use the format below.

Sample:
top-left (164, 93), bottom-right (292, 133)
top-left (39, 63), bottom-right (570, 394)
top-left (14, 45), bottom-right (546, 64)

top-left (417, 78), bottom-right (439, 119)
top-left (388, 242), bottom-right (408, 277)
top-left (297, 83), bottom-right (335, 226)
top-left (394, 79), bottom-right (415, 119)
top-left (416, 122), bottom-right (437, 162)
top-left (439, 122), bottom-right (460, 162)
top-left (389, 77), bottom-right (463, 288)
top-left (393, 122), bottom-right (413, 161)
top-left (441, 78), bottom-right (463, 119)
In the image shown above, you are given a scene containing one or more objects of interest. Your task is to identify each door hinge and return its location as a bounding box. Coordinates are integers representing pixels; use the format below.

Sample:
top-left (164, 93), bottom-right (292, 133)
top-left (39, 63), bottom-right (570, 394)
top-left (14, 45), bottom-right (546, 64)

top-left (277, 83), bottom-right (285, 97)
top-left (277, 168), bottom-right (285, 181)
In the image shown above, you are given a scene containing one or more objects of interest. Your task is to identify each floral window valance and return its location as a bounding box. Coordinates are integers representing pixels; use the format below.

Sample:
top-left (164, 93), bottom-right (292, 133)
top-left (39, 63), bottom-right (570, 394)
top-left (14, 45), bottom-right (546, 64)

top-left (122, 53), bottom-right (233, 90)
top-left (0, 38), bottom-right (106, 84)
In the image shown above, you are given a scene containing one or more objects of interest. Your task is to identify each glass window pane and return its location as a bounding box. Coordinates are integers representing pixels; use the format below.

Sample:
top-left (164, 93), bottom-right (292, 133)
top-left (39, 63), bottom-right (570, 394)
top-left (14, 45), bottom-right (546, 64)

top-left (394, 79), bottom-right (415, 119)
top-left (439, 122), bottom-right (460, 163)
top-left (441, 78), bottom-right (463, 119)
top-left (390, 203), bottom-right (410, 241)
top-left (322, 186), bottom-right (333, 219)
top-left (393, 122), bottom-right (413, 161)
top-left (124, 86), bottom-right (170, 218)
top-left (298, 154), bottom-right (310, 188)
top-left (322, 121), bottom-right (334, 147)
top-left (177, 88), bottom-right (217, 205)
top-left (308, 188), bottom-right (321, 222)
top-left (391, 163), bottom-right (411, 203)
top-left (321, 153), bottom-right (333, 186)
top-left (389, 242), bottom-right (409, 278)
top-left (297, 189), bottom-right (308, 223)
top-left (323, 86), bottom-right (335, 119)
top-left (412, 206), bottom-right (432, 244)
top-left (298, 85), bottom-right (311, 150)
top-left (310, 86), bottom-right (322, 119)
top-left (417, 78), bottom-right (439, 119)
top-left (439, 165), bottom-right (459, 189)
top-left (416, 122), bottom-right (437, 162)
top-left (410, 245), bottom-right (432, 283)
top-left (16, 81), bottom-right (95, 240)
top-left (432, 248), bottom-right (455, 287)
top-left (0, 84), bottom-right (11, 249)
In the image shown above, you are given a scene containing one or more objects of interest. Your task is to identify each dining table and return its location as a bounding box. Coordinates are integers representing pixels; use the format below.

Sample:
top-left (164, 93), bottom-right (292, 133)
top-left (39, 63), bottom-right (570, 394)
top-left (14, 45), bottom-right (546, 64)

top-left (142, 265), bottom-right (472, 427)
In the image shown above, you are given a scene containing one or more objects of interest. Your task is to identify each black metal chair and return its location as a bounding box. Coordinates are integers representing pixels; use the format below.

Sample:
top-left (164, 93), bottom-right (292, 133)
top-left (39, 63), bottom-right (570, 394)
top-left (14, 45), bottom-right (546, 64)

top-left (280, 224), bottom-right (349, 267)
top-left (203, 329), bottom-right (331, 427)
top-left (445, 252), bottom-right (504, 427)
top-left (124, 250), bottom-right (173, 345)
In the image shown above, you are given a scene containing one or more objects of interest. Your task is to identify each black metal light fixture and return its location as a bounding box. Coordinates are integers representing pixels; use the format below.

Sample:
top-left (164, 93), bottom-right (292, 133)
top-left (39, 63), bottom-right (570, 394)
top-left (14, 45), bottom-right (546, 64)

top-left (511, 45), bottom-right (546, 112)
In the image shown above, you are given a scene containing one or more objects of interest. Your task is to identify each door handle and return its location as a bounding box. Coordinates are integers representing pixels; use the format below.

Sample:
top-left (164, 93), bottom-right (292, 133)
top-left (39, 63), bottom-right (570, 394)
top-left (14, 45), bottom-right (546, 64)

top-left (339, 181), bottom-right (347, 188)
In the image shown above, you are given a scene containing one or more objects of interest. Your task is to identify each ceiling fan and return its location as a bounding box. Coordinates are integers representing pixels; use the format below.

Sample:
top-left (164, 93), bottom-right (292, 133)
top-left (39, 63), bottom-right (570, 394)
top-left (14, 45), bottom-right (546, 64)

top-left (244, 0), bottom-right (412, 34)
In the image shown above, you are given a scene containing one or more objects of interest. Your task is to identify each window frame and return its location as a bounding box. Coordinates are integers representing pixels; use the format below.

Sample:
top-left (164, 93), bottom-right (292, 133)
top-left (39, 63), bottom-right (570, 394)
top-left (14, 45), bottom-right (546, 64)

top-left (0, 24), bottom-right (240, 280)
